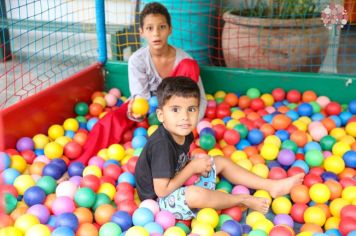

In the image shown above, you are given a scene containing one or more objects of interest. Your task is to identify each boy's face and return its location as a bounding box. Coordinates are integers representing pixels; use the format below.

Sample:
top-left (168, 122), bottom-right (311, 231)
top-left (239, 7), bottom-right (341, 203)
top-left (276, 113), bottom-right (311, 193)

top-left (140, 14), bottom-right (172, 50)
top-left (156, 95), bottom-right (199, 144)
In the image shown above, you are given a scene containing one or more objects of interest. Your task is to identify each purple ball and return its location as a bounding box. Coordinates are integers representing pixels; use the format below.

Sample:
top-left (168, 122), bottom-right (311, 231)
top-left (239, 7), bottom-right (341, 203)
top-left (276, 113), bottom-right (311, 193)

top-left (27, 204), bottom-right (50, 224)
top-left (273, 214), bottom-right (294, 228)
top-left (221, 220), bottom-right (243, 236)
top-left (16, 137), bottom-right (34, 152)
top-left (277, 149), bottom-right (295, 166)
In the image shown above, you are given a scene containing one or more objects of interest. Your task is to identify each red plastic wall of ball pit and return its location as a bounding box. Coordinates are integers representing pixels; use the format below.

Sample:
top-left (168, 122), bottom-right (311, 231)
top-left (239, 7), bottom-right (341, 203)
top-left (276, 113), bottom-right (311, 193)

top-left (0, 63), bottom-right (104, 150)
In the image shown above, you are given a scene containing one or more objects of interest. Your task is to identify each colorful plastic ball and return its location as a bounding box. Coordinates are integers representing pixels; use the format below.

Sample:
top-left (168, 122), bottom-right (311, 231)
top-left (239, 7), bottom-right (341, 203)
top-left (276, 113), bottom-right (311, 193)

top-left (98, 222), bottom-right (122, 236)
top-left (86, 117), bottom-right (99, 131)
top-left (52, 196), bottom-right (76, 215)
top-left (75, 102), bottom-right (89, 116)
top-left (4, 193), bottom-right (17, 214)
top-left (2, 168), bottom-right (20, 185)
top-left (83, 165), bottom-right (102, 178)
top-left (196, 208), bottom-right (219, 228)
top-left (309, 183), bottom-right (331, 203)
top-left (67, 161), bottom-right (84, 177)
top-left (132, 97), bottom-right (149, 116)
top-left (132, 207), bottom-right (154, 227)
top-left (271, 196), bottom-right (292, 214)
top-left (305, 149), bottom-right (324, 167)
top-left (27, 204), bottom-right (50, 224)
top-left (252, 218), bottom-right (274, 234)
top-left (63, 141), bottom-right (82, 159)
top-left (33, 134), bottom-right (50, 149)
top-left (36, 175), bottom-right (57, 195)
top-left (273, 214), bottom-right (294, 228)
top-left (0, 152), bottom-right (11, 171)
top-left (26, 224), bottom-right (51, 236)
top-left (297, 103), bottom-right (313, 117)
top-left (323, 155), bottom-right (345, 174)
top-left (155, 210), bottom-right (176, 230)
top-left (199, 134), bottom-right (216, 150)
top-left (247, 129), bottom-right (264, 145)
top-left (304, 206), bottom-right (326, 226)
top-left (139, 199), bottom-right (160, 216)
top-left (75, 223), bottom-right (98, 236)
top-left (63, 118), bottom-right (79, 132)
top-left (118, 171), bottom-right (135, 186)
top-left (325, 102), bottom-right (342, 116)
top-left (290, 203), bottom-right (308, 223)
top-left (221, 220), bottom-right (243, 236)
top-left (9, 155), bottom-right (27, 173)
top-left (23, 186), bottom-right (46, 206)
top-left (132, 135), bottom-right (148, 149)
top-left (290, 184), bottom-right (310, 204)
top-left (286, 89), bottom-right (301, 103)
top-left (268, 166), bottom-right (287, 180)
top-left (16, 137), bottom-right (34, 152)
top-left (342, 186), bottom-right (356, 203)
top-left (111, 210), bottom-right (133, 232)
top-left (13, 174), bottom-right (36, 195)
top-left (272, 88), bottom-right (286, 102)
top-left (246, 211), bottom-right (266, 227)
top-left (126, 226), bottom-right (149, 236)
top-left (343, 150), bottom-right (356, 168)
top-left (14, 213), bottom-right (40, 233)
top-left (44, 141), bottom-right (64, 159)
top-left (191, 222), bottom-right (214, 236)
top-left (94, 203), bottom-right (116, 225)
top-left (74, 187), bottom-right (96, 208)
top-left (277, 149), bottom-right (295, 166)
top-left (56, 180), bottom-right (78, 198)
top-left (55, 212), bottom-right (79, 231)
top-left (260, 143), bottom-right (279, 161)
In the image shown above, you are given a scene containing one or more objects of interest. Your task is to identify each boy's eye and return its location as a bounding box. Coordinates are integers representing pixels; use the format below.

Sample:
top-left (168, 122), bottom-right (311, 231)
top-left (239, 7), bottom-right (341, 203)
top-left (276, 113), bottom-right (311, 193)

top-left (172, 107), bottom-right (180, 112)
top-left (188, 107), bottom-right (197, 112)
top-left (146, 26), bottom-right (153, 31)
top-left (160, 25), bottom-right (167, 29)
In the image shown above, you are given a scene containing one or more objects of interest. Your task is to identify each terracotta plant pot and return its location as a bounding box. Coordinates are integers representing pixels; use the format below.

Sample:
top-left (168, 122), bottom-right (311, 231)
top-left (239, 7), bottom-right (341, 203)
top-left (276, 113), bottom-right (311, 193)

top-left (222, 11), bottom-right (330, 72)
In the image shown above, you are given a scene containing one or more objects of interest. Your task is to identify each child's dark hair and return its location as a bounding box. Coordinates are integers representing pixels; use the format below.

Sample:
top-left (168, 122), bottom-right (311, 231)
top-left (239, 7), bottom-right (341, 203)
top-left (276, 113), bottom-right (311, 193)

top-left (140, 2), bottom-right (171, 28)
top-left (157, 77), bottom-right (200, 108)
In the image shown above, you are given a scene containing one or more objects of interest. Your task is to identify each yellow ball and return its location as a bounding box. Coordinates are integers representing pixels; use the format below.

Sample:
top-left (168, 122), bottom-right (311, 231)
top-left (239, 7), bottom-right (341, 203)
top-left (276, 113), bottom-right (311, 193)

top-left (251, 163), bottom-right (269, 178)
top-left (121, 155), bottom-right (132, 165)
top-left (132, 98), bottom-right (149, 116)
top-left (219, 139), bottom-right (228, 148)
top-left (126, 226), bottom-right (149, 236)
top-left (97, 148), bottom-right (108, 160)
top-left (260, 143), bottom-right (279, 161)
top-left (107, 144), bottom-right (125, 161)
top-left (260, 93), bottom-right (274, 106)
top-left (48, 124), bottom-right (65, 140)
top-left (345, 121), bottom-right (356, 137)
top-left (208, 148), bottom-right (224, 157)
top-left (309, 183), bottom-right (331, 204)
top-left (293, 120), bottom-right (308, 132)
top-left (231, 150), bottom-right (248, 163)
top-left (236, 159), bottom-right (253, 171)
top-left (93, 96), bottom-right (106, 107)
top-left (303, 206), bottom-right (326, 226)
top-left (83, 165), bottom-right (102, 178)
top-left (206, 94), bottom-right (214, 100)
top-left (164, 226), bottom-right (186, 236)
top-left (297, 232), bottom-right (313, 236)
top-left (264, 135), bottom-right (281, 147)
top-left (98, 182), bottom-right (116, 200)
top-left (226, 119), bottom-right (239, 129)
top-left (10, 155), bottom-right (27, 173)
top-left (323, 155), bottom-right (345, 174)
top-left (32, 134), bottom-right (49, 149)
top-left (231, 110), bottom-right (246, 120)
top-left (324, 216), bottom-right (340, 230)
top-left (271, 196), bottom-right (292, 214)
top-left (44, 141), bottom-right (63, 159)
top-left (299, 116), bottom-right (312, 125)
top-left (0, 227), bottom-right (23, 236)
top-left (191, 222), bottom-right (214, 236)
top-left (329, 198), bottom-right (349, 217)
top-left (252, 218), bottom-right (274, 234)
top-left (253, 190), bottom-right (272, 203)
top-left (246, 211), bottom-right (266, 227)
top-left (330, 128), bottom-right (347, 141)
top-left (342, 186), bottom-right (356, 203)
top-left (14, 213), bottom-right (40, 233)
top-left (55, 136), bottom-right (72, 147)
top-left (13, 175), bottom-right (35, 195)
top-left (196, 208), bottom-right (219, 228)
top-left (63, 118), bottom-right (79, 132)
top-left (340, 135), bottom-right (355, 145)
top-left (147, 125), bottom-right (159, 136)
top-left (214, 90), bottom-right (226, 99)
top-left (211, 119), bottom-right (225, 126)
top-left (26, 224), bottom-right (51, 236)
top-left (332, 141), bottom-right (351, 157)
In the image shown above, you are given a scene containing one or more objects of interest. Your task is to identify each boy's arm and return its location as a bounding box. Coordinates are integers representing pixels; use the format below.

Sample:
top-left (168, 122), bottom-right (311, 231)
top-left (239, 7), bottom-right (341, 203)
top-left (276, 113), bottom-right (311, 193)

top-left (128, 55), bottom-right (150, 99)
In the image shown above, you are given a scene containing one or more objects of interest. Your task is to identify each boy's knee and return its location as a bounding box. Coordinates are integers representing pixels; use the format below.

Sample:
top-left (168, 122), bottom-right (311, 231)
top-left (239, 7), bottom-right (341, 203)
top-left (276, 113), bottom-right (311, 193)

top-left (185, 185), bottom-right (208, 204)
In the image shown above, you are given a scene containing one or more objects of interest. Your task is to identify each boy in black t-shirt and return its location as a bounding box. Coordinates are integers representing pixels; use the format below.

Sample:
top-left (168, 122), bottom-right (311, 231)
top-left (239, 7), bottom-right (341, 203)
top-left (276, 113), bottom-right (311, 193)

top-left (135, 77), bottom-right (305, 220)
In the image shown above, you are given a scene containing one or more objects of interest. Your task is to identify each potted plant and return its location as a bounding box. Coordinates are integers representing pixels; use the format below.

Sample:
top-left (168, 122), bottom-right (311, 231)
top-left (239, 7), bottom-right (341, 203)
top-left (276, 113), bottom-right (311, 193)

top-left (222, 0), bottom-right (329, 72)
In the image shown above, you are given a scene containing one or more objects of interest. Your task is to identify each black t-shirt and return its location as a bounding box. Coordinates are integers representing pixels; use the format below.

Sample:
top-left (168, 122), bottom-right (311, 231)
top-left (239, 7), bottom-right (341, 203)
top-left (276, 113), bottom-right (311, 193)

top-left (135, 125), bottom-right (194, 201)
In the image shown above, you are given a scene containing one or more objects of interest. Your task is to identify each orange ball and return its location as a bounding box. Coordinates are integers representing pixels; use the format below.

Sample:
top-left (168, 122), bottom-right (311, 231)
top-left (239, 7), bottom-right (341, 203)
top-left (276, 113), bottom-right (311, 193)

top-left (224, 93), bottom-right (239, 107)
top-left (300, 223), bottom-right (323, 233)
top-left (29, 161), bottom-right (46, 175)
top-left (315, 203), bottom-right (331, 219)
top-left (244, 146), bottom-right (259, 157)
top-left (247, 112), bottom-right (260, 121)
top-left (91, 91), bottom-right (105, 101)
top-left (89, 103), bottom-right (104, 116)
top-left (44, 193), bottom-right (56, 211)
top-left (238, 95), bottom-right (251, 109)
top-left (351, 141), bottom-right (356, 150)
top-left (76, 222), bottom-right (99, 236)
top-left (10, 206), bottom-right (28, 221)
top-left (73, 132), bottom-right (88, 146)
top-left (74, 207), bottom-right (93, 224)
top-left (277, 106), bottom-right (290, 114)
top-left (222, 145), bottom-right (236, 158)
top-left (272, 114), bottom-right (292, 130)
top-left (94, 203), bottom-right (116, 225)
top-left (339, 167), bottom-right (355, 179)
top-left (321, 118), bottom-right (336, 132)
top-left (290, 130), bottom-right (308, 147)
top-left (260, 123), bottom-right (275, 137)
top-left (324, 179), bottom-right (342, 200)
top-left (191, 148), bottom-right (207, 157)
top-left (249, 154), bottom-right (265, 165)
top-left (290, 184), bottom-right (310, 204)
top-left (302, 90), bottom-right (317, 102)
top-left (0, 214), bottom-right (14, 227)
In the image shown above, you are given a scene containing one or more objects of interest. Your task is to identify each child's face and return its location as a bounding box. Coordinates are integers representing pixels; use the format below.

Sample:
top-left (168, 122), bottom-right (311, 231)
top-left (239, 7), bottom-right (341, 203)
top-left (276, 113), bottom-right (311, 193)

top-left (156, 95), bottom-right (199, 144)
top-left (140, 14), bottom-right (172, 50)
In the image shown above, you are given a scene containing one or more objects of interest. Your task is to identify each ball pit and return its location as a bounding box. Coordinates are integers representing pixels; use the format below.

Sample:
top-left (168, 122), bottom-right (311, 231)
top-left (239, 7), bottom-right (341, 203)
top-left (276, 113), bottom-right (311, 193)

top-left (1, 86), bottom-right (356, 236)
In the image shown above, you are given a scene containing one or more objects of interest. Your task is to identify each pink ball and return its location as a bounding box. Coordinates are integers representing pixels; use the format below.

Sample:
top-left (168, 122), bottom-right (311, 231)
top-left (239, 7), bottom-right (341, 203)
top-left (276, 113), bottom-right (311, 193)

top-left (52, 196), bottom-right (76, 215)
top-left (109, 88), bottom-right (121, 98)
top-left (265, 106), bottom-right (276, 114)
top-left (105, 93), bottom-right (118, 107)
top-left (308, 121), bottom-right (323, 132)
top-left (33, 155), bottom-right (50, 164)
top-left (56, 180), bottom-right (78, 198)
top-left (309, 126), bottom-right (328, 142)
top-left (69, 176), bottom-right (82, 186)
top-left (197, 120), bottom-right (212, 134)
top-left (155, 210), bottom-right (176, 230)
top-left (316, 96), bottom-right (330, 108)
top-left (232, 185), bottom-right (250, 195)
top-left (27, 204), bottom-right (50, 224)
top-left (88, 156), bottom-right (105, 170)
top-left (139, 199), bottom-right (160, 216)
top-left (323, 151), bottom-right (333, 158)
top-left (207, 100), bottom-right (217, 108)
top-left (184, 174), bottom-right (199, 186)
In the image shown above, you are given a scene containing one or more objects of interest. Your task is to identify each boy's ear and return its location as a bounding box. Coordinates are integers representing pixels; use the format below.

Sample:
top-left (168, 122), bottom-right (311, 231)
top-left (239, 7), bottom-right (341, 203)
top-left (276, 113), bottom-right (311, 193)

top-left (156, 108), bottom-right (164, 123)
top-left (139, 27), bottom-right (143, 35)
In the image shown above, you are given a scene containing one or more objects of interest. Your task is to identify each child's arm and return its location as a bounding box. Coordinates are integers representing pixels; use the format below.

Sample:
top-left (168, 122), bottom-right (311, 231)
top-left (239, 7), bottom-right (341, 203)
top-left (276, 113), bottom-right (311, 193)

top-left (153, 156), bottom-right (213, 198)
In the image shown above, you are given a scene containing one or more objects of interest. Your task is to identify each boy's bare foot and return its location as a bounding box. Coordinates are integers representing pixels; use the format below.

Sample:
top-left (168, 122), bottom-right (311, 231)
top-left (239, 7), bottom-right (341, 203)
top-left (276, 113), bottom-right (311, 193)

top-left (269, 173), bottom-right (305, 198)
top-left (241, 195), bottom-right (270, 214)
top-left (57, 172), bottom-right (70, 184)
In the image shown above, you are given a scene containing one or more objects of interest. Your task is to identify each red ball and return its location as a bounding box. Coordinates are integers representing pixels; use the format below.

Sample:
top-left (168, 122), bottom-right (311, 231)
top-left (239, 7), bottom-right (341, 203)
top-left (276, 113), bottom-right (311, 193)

top-left (341, 205), bottom-right (356, 221)
top-left (339, 217), bottom-right (356, 236)
top-left (221, 206), bottom-right (243, 222)
top-left (136, 119), bottom-right (149, 129)
top-left (325, 102), bottom-right (342, 116)
top-left (103, 164), bottom-right (122, 180)
top-left (290, 203), bottom-right (308, 223)
top-left (21, 150), bottom-right (36, 164)
top-left (309, 167), bottom-right (324, 177)
top-left (205, 107), bottom-right (216, 119)
top-left (123, 141), bottom-right (132, 150)
top-left (116, 182), bottom-right (134, 194)
top-left (212, 124), bottom-right (226, 140)
top-left (286, 89), bottom-right (302, 103)
top-left (5, 149), bottom-right (19, 156)
top-left (64, 141), bottom-right (83, 159)
top-left (80, 174), bottom-right (101, 192)
top-left (339, 177), bottom-right (356, 188)
top-left (114, 189), bottom-right (134, 205)
top-left (272, 88), bottom-right (286, 102)
top-left (303, 173), bottom-right (323, 188)
top-left (0, 184), bottom-right (18, 198)
top-left (287, 167), bottom-right (305, 177)
top-left (269, 225), bottom-right (294, 236)
top-left (122, 130), bottom-right (133, 143)
top-left (268, 167), bottom-right (287, 180)
top-left (250, 98), bottom-right (265, 111)
top-left (100, 176), bottom-right (116, 185)
top-left (117, 199), bottom-right (137, 216)
top-left (125, 156), bottom-right (138, 174)
top-left (216, 103), bottom-right (231, 118)
top-left (223, 129), bottom-right (240, 146)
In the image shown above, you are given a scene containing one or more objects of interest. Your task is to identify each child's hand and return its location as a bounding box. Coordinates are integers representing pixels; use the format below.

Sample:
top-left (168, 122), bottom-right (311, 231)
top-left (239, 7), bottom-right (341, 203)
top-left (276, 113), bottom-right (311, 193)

top-left (189, 154), bottom-right (213, 176)
top-left (127, 96), bottom-right (146, 122)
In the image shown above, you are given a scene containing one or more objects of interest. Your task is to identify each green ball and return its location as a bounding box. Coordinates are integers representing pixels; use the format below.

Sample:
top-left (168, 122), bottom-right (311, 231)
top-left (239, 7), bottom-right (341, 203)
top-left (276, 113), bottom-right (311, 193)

top-left (287, 103), bottom-right (297, 110)
top-left (175, 222), bottom-right (190, 234)
top-left (305, 149), bottom-right (324, 167)
top-left (230, 107), bottom-right (239, 112)
top-left (199, 134), bottom-right (216, 150)
top-left (320, 135), bottom-right (336, 151)
top-left (92, 193), bottom-right (112, 211)
top-left (216, 214), bottom-right (233, 231)
top-left (99, 222), bottom-right (122, 236)
top-left (75, 102), bottom-right (89, 116)
top-left (133, 147), bottom-right (143, 156)
top-left (5, 193), bottom-right (17, 214)
top-left (233, 124), bottom-right (248, 139)
top-left (74, 187), bottom-right (96, 208)
top-left (281, 140), bottom-right (298, 153)
top-left (215, 97), bottom-right (225, 104)
top-left (310, 101), bottom-right (321, 113)
top-left (76, 115), bottom-right (87, 123)
top-left (36, 176), bottom-right (57, 195)
top-left (216, 180), bottom-right (233, 193)
top-left (248, 229), bottom-right (268, 236)
top-left (246, 88), bottom-right (261, 99)
top-left (148, 112), bottom-right (160, 126)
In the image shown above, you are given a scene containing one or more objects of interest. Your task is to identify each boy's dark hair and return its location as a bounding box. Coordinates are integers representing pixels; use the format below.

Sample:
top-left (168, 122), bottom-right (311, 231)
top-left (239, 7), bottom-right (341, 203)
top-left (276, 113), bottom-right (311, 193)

top-left (157, 77), bottom-right (200, 108)
top-left (140, 2), bottom-right (171, 28)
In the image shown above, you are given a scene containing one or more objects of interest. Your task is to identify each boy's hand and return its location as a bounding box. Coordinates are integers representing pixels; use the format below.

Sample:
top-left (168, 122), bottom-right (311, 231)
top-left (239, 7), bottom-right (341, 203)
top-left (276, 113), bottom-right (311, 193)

top-left (127, 96), bottom-right (145, 122)
top-left (189, 154), bottom-right (213, 176)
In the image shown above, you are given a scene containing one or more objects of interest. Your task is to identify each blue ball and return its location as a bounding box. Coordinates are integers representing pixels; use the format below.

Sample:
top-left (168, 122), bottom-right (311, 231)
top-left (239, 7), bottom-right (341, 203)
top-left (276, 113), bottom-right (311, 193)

top-left (247, 129), bottom-right (264, 145)
top-left (55, 213), bottom-right (79, 231)
top-left (291, 160), bottom-right (309, 174)
top-left (47, 215), bottom-right (57, 227)
top-left (223, 116), bottom-right (232, 124)
top-left (149, 96), bottom-right (158, 110)
top-left (329, 115), bottom-right (342, 127)
top-left (311, 113), bottom-right (324, 121)
top-left (118, 172), bottom-right (136, 186)
top-left (144, 222), bottom-right (164, 234)
top-left (52, 226), bottom-right (75, 236)
top-left (23, 186), bottom-right (46, 206)
top-left (133, 127), bottom-right (148, 137)
top-left (348, 99), bottom-right (356, 114)
top-left (339, 111), bottom-right (352, 125)
top-left (304, 142), bottom-right (322, 152)
top-left (111, 210), bottom-right (133, 232)
top-left (64, 130), bottom-right (75, 139)
top-left (86, 117), bottom-right (99, 131)
top-left (236, 139), bottom-right (251, 150)
top-left (42, 164), bottom-right (63, 180)
top-left (343, 150), bottom-right (356, 168)
top-left (0, 152), bottom-right (11, 171)
top-left (274, 101), bottom-right (284, 108)
top-left (2, 168), bottom-right (20, 185)
top-left (200, 127), bottom-right (215, 136)
top-left (221, 220), bottom-right (243, 236)
top-left (262, 114), bottom-right (273, 123)
top-left (325, 228), bottom-right (341, 236)
top-left (267, 160), bottom-right (281, 169)
top-left (285, 110), bottom-right (299, 121)
top-left (68, 161), bottom-right (85, 177)
top-left (51, 158), bottom-right (67, 173)
top-left (34, 149), bottom-right (45, 156)
top-left (321, 171), bottom-right (339, 182)
top-left (275, 130), bottom-right (289, 141)
top-left (297, 103), bottom-right (313, 117)
top-left (131, 135), bottom-right (147, 149)
top-left (103, 159), bottom-right (121, 168)
top-left (242, 224), bottom-right (252, 234)
top-left (132, 207), bottom-right (154, 226)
